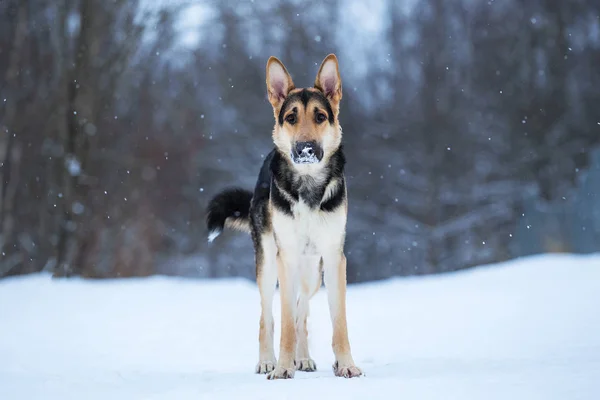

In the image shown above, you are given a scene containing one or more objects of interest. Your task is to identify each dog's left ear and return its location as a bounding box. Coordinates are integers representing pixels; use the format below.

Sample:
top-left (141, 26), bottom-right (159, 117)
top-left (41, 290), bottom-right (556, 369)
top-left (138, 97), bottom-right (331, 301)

top-left (314, 54), bottom-right (342, 112)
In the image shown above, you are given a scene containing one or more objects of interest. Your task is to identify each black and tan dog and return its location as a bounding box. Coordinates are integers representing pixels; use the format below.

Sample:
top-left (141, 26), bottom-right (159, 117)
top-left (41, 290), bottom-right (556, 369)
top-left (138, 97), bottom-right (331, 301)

top-left (206, 54), bottom-right (362, 380)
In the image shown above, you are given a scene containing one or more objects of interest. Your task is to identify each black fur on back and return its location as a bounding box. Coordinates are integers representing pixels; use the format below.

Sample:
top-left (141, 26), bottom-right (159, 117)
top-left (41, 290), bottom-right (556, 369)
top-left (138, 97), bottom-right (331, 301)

top-left (205, 187), bottom-right (253, 241)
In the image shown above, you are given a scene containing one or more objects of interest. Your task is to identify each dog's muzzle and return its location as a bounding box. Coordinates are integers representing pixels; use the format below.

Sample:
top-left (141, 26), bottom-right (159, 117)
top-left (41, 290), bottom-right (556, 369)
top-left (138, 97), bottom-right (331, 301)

top-left (291, 141), bottom-right (323, 164)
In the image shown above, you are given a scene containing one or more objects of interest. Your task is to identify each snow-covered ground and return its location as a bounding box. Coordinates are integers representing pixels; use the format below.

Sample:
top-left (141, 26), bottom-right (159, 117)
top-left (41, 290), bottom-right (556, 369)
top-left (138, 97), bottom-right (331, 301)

top-left (1, 254), bottom-right (599, 400)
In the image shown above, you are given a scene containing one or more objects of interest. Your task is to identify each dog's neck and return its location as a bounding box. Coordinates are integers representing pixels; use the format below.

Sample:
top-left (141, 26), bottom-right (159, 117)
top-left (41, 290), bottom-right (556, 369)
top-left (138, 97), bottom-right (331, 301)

top-left (271, 146), bottom-right (345, 210)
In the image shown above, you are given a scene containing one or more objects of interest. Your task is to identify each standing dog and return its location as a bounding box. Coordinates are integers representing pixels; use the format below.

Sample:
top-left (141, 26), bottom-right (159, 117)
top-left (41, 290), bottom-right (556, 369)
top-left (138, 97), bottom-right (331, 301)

top-left (206, 54), bottom-right (362, 380)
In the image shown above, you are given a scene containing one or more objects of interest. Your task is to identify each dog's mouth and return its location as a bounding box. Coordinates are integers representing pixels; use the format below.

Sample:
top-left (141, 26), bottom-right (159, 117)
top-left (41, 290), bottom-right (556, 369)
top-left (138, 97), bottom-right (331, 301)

top-left (291, 141), bottom-right (323, 164)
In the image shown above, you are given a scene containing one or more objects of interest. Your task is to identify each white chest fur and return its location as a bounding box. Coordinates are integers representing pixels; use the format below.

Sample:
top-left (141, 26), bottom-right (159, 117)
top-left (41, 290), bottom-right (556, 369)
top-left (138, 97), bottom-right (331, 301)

top-left (272, 198), bottom-right (346, 260)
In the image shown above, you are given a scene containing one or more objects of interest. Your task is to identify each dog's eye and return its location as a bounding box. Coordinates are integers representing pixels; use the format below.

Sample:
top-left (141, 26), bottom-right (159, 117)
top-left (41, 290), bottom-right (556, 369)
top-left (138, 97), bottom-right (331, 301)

top-left (316, 113), bottom-right (327, 124)
top-left (285, 114), bottom-right (297, 125)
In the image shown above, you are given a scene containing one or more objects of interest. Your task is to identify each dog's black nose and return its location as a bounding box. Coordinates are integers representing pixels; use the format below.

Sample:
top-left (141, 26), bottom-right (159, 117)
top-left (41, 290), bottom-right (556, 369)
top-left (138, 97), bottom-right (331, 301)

top-left (295, 141), bottom-right (315, 157)
top-left (292, 141), bottom-right (323, 164)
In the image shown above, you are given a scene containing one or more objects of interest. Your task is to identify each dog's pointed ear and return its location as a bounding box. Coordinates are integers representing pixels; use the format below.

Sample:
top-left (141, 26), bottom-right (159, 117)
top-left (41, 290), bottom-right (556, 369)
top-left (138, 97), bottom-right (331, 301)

top-left (266, 56), bottom-right (294, 110)
top-left (314, 54), bottom-right (342, 111)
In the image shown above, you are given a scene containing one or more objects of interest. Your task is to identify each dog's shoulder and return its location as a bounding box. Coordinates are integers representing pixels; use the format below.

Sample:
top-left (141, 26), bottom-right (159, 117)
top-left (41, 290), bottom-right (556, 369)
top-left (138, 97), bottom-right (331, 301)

top-left (319, 146), bottom-right (346, 212)
top-left (252, 148), bottom-right (277, 206)
top-left (250, 148), bottom-right (278, 233)
top-left (269, 150), bottom-right (297, 216)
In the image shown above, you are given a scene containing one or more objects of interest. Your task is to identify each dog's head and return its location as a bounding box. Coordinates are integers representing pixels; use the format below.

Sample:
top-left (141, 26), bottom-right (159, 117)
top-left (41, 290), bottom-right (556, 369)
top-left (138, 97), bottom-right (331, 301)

top-left (266, 54), bottom-right (342, 169)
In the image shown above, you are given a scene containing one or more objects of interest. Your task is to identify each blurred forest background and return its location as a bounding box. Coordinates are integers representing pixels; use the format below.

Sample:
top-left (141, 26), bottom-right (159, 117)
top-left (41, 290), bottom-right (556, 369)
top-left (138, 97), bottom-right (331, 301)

top-left (1, 0), bottom-right (599, 283)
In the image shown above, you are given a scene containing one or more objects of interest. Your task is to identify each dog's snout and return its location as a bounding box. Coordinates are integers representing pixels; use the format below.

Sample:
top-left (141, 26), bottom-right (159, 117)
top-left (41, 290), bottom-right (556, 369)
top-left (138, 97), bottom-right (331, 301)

top-left (292, 141), bottom-right (323, 164)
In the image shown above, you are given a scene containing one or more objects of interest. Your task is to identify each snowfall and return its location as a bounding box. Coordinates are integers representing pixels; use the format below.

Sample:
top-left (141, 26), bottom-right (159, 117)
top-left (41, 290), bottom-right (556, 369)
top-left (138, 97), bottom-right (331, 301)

top-left (1, 254), bottom-right (599, 400)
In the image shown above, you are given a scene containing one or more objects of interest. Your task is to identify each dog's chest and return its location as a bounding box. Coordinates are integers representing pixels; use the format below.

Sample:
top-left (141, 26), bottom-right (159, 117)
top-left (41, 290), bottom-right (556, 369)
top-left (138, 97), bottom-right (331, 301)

top-left (272, 198), bottom-right (343, 257)
top-left (291, 201), bottom-right (323, 255)
top-left (272, 174), bottom-right (345, 257)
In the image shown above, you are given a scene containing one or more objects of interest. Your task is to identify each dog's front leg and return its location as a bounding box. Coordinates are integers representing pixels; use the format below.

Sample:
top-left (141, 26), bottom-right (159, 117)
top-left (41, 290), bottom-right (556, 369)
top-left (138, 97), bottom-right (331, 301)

top-left (255, 234), bottom-right (278, 374)
top-left (267, 250), bottom-right (298, 380)
top-left (322, 251), bottom-right (362, 378)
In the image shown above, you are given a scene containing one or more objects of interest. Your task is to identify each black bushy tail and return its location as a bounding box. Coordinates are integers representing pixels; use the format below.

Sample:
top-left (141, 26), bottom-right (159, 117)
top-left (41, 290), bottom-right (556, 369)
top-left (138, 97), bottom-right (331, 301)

top-left (205, 187), bottom-right (253, 243)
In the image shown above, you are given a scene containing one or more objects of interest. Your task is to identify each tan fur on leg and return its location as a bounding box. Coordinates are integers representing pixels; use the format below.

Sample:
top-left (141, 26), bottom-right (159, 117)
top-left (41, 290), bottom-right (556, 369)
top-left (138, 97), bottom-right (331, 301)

top-left (255, 234), bottom-right (277, 374)
top-left (323, 252), bottom-right (362, 378)
top-left (267, 251), bottom-right (297, 380)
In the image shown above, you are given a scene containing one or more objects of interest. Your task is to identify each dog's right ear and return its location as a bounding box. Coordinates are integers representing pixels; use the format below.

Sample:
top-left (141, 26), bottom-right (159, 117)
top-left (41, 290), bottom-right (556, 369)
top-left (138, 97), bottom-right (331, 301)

top-left (266, 57), bottom-right (294, 110)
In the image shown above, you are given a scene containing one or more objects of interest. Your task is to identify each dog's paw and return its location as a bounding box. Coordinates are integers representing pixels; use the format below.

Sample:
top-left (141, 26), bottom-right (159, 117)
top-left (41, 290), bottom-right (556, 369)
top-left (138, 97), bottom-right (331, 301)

top-left (296, 358), bottom-right (317, 372)
top-left (255, 360), bottom-right (276, 374)
top-left (333, 361), bottom-right (363, 378)
top-left (266, 365), bottom-right (295, 380)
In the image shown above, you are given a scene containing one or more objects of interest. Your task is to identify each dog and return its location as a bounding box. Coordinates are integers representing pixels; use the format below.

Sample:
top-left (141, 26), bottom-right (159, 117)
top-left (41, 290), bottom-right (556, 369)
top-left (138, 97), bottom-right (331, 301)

top-left (206, 54), bottom-right (362, 380)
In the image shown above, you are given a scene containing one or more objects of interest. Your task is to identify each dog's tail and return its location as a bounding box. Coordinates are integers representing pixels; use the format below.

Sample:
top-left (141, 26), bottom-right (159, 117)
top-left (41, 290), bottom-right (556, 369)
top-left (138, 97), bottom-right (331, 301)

top-left (205, 187), bottom-right (253, 243)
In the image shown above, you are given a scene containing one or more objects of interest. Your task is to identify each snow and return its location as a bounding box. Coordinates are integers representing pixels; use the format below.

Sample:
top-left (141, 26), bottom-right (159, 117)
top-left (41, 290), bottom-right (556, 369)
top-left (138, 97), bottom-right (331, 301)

top-left (298, 146), bottom-right (319, 164)
top-left (1, 253), bottom-right (599, 399)
top-left (65, 156), bottom-right (81, 176)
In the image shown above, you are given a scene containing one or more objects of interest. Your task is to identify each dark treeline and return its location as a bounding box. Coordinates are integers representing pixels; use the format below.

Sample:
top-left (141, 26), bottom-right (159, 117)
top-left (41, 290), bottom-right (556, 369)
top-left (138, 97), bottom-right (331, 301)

top-left (1, 0), bottom-right (599, 282)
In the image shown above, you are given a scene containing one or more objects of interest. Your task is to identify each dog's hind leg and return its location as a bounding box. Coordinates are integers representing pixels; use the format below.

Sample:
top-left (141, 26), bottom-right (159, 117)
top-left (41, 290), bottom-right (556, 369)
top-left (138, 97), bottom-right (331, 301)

top-left (295, 257), bottom-right (321, 372)
top-left (323, 251), bottom-right (362, 378)
top-left (255, 233), bottom-right (278, 374)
